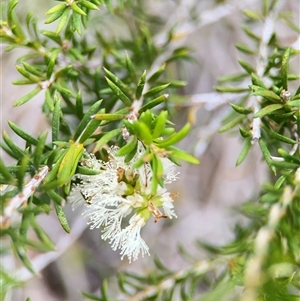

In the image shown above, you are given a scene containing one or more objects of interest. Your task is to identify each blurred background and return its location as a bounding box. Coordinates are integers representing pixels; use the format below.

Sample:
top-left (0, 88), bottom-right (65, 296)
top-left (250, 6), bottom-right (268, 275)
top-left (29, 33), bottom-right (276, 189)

top-left (1, 0), bottom-right (299, 300)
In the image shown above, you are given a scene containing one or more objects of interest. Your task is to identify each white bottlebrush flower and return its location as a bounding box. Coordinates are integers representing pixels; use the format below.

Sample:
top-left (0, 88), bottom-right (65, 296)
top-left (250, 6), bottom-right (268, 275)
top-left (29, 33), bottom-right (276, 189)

top-left (69, 142), bottom-right (179, 262)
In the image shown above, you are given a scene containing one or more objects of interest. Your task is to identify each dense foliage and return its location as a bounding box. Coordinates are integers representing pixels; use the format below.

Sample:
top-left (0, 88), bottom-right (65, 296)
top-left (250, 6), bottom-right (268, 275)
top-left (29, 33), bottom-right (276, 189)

top-left (0, 0), bottom-right (299, 300)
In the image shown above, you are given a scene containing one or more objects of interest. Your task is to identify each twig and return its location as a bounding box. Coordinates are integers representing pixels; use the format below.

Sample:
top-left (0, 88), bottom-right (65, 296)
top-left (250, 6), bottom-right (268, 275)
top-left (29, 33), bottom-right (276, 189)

top-left (251, 2), bottom-right (284, 142)
top-left (0, 166), bottom-right (49, 228)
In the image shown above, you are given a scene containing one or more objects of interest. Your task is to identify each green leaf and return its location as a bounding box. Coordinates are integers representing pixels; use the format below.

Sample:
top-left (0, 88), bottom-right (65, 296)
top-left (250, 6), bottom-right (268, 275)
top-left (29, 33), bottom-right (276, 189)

top-left (143, 83), bottom-right (170, 98)
top-left (217, 73), bottom-right (248, 83)
top-left (73, 99), bottom-right (102, 141)
top-left (16, 155), bottom-right (30, 190)
top-left (156, 123), bottom-right (191, 147)
top-left (12, 78), bottom-right (34, 85)
top-left (214, 86), bottom-right (249, 93)
top-left (2, 130), bottom-right (27, 159)
top-left (52, 96), bottom-right (61, 142)
top-left (7, 0), bottom-right (19, 27)
top-left (8, 121), bottom-right (38, 145)
top-left (135, 70), bottom-right (146, 100)
top-left (251, 73), bottom-right (266, 88)
top-left (104, 67), bottom-right (131, 97)
top-left (45, 8), bottom-right (66, 24)
top-left (53, 202), bottom-right (70, 233)
top-left (15, 65), bottom-right (40, 82)
top-left (57, 142), bottom-right (84, 183)
top-left (148, 64), bottom-right (166, 83)
top-left (236, 137), bottom-right (252, 166)
top-left (92, 113), bottom-right (124, 121)
top-left (124, 141), bottom-right (138, 163)
top-left (11, 240), bottom-right (35, 274)
top-left (13, 86), bottom-right (41, 107)
top-left (258, 139), bottom-right (276, 174)
top-left (218, 115), bottom-right (244, 133)
top-left (71, 3), bottom-right (86, 16)
top-left (253, 104), bottom-right (283, 118)
top-left (22, 62), bottom-right (43, 77)
top-left (75, 90), bottom-right (83, 118)
top-left (79, 119), bottom-right (101, 143)
top-left (115, 137), bottom-right (138, 156)
top-left (33, 132), bottom-right (48, 168)
top-left (263, 127), bottom-right (297, 144)
top-left (79, 0), bottom-right (100, 10)
top-left (125, 52), bottom-right (136, 81)
top-left (41, 30), bottom-right (62, 44)
top-left (71, 12), bottom-right (82, 35)
top-left (139, 94), bottom-right (168, 114)
top-left (56, 8), bottom-right (70, 34)
top-left (242, 25), bottom-right (260, 41)
top-left (134, 122), bottom-right (152, 145)
top-left (105, 77), bottom-right (132, 106)
top-left (152, 111), bottom-right (168, 139)
top-left (93, 128), bottom-right (121, 151)
top-left (281, 48), bottom-right (291, 90)
top-left (169, 147), bottom-right (199, 164)
top-left (286, 99), bottom-right (300, 107)
top-left (235, 43), bottom-right (255, 54)
top-left (239, 127), bottom-right (252, 138)
top-left (0, 157), bottom-right (14, 182)
top-left (46, 3), bottom-right (66, 15)
top-left (250, 85), bottom-right (281, 102)
top-left (238, 59), bottom-right (256, 74)
top-left (230, 103), bottom-right (252, 115)
top-left (30, 217), bottom-right (55, 251)
top-left (243, 10), bottom-right (261, 20)
top-left (46, 56), bottom-right (56, 79)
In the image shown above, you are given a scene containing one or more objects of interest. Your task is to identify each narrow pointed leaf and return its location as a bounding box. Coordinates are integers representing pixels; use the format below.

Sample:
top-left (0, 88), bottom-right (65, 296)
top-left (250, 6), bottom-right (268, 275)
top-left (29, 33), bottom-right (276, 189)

top-left (79, 0), bottom-right (99, 10)
top-left (259, 139), bottom-right (276, 174)
top-left (92, 113), bottom-right (124, 121)
top-left (236, 137), bottom-right (252, 166)
top-left (115, 137), bottom-right (137, 156)
top-left (139, 94), bottom-right (168, 114)
top-left (281, 48), bottom-right (290, 90)
top-left (13, 86), bottom-right (41, 107)
top-left (73, 99), bottom-right (102, 141)
top-left (135, 70), bottom-right (146, 100)
top-left (93, 128), bottom-right (121, 151)
top-left (46, 3), bottom-right (66, 15)
top-left (105, 77), bottom-right (132, 106)
top-left (0, 157), bottom-right (14, 182)
top-left (254, 104), bottom-right (283, 118)
top-left (214, 86), bottom-right (249, 93)
top-left (156, 123), bottom-right (190, 147)
top-left (56, 8), bottom-right (70, 34)
top-left (250, 85), bottom-right (281, 102)
top-left (263, 127), bottom-right (297, 144)
top-left (152, 111), bottom-right (168, 139)
top-left (54, 202), bottom-right (70, 233)
top-left (3, 130), bottom-right (27, 159)
top-left (143, 83), bottom-right (170, 97)
top-left (230, 103), bottom-right (252, 115)
top-left (52, 97), bottom-right (61, 142)
top-left (238, 59), bottom-right (256, 74)
top-left (71, 3), bottom-right (86, 16)
top-left (45, 8), bottom-right (66, 24)
top-left (218, 115), bottom-right (244, 133)
top-left (170, 148), bottom-right (199, 164)
top-left (134, 122), bottom-right (152, 145)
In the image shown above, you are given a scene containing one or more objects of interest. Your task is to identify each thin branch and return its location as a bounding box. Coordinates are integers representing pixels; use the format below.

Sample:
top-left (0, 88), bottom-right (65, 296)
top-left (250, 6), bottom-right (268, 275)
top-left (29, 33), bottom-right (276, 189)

top-left (251, 1), bottom-right (285, 142)
top-left (0, 166), bottom-right (49, 228)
